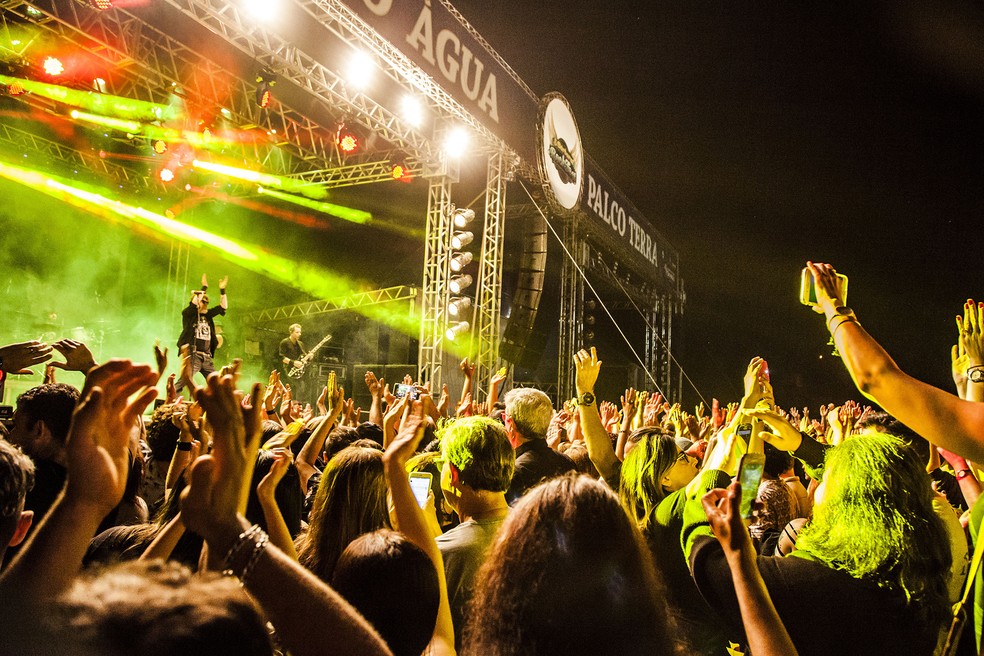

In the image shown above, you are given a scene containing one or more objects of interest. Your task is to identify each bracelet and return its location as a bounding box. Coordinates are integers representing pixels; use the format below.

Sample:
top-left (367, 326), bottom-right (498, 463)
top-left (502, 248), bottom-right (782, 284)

top-left (829, 315), bottom-right (859, 337)
top-left (238, 530), bottom-right (269, 585)
top-left (266, 409), bottom-right (277, 415)
top-left (221, 524), bottom-right (263, 574)
top-left (175, 441), bottom-right (193, 452)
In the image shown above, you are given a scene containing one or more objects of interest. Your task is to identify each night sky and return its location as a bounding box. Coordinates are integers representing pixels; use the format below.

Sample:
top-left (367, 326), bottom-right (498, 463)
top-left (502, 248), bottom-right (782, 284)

top-left (449, 0), bottom-right (984, 408)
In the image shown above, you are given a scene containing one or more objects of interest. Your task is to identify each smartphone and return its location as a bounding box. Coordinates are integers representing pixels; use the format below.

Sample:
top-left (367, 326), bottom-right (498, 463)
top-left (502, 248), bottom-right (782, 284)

top-left (409, 471), bottom-right (432, 508)
top-left (736, 423), bottom-right (753, 441)
top-left (394, 383), bottom-right (418, 400)
top-left (800, 267), bottom-right (848, 307)
top-left (736, 452), bottom-right (766, 520)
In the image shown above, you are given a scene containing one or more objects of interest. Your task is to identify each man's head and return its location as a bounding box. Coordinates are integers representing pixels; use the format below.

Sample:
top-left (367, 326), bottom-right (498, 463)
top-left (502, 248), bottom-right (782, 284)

top-left (198, 294), bottom-right (210, 314)
top-left (289, 324), bottom-right (302, 341)
top-left (0, 438), bottom-right (35, 562)
top-left (502, 388), bottom-right (553, 445)
top-left (8, 383), bottom-right (79, 461)
top-left (440, 416), bottom-right (514, 509)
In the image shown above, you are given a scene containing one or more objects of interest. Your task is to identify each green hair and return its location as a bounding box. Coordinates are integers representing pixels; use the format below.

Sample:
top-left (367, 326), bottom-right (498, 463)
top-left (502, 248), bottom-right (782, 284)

top-left (796, 433), bottom-right (951, 624)
top-left (618, 429), bottom-right (680, 533)
top-left (439, 416), bottom-right (514, 493)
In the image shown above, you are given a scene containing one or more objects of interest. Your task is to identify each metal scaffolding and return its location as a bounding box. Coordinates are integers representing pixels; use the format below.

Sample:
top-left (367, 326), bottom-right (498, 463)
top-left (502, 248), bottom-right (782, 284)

top-left (472, 150), bottom-right (507, 397)
top-left (417, 168), bottom-right (455, 389)
top-left (242, 285), bottom-right (418, 323)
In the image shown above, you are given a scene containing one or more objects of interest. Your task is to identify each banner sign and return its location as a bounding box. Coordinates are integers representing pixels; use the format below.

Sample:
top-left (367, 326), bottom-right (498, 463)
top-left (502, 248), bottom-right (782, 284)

top-left (582, 156), bottom-right (678, 285)
top-left (341, 0), bottom-right (538, 161)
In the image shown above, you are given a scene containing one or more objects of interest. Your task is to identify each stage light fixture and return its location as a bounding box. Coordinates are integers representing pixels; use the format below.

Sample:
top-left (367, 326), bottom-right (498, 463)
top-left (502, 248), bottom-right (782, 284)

top-left (400, 95), bottom-right (423, 127)
top-left (42, 57), bottom-right (64, 76)
top-left (159, 167), bottom-right (175, 183)
top-left (81, 0), bottom-right (114, 9)
top-left (451, 231), bottom-right (473, 250)
top-left (447, 296), bottom-right (472, 317)
top-left (391, 163), bottom-right (412, 182)
top-left (449, 274), bottom-right (473, 294)
top-left (4, 81), bottom-right (25, 96)
top-left (336, 123), bottom-right (359, 154)
top-left (453, 208), bottom-right (475, 228)
top-left (25, 6), bottom-right (43, 17)
top-left (450, 251), bottom-right (473, 272)
top-left (255, 69), bottom-right (276, 109)
top-left (243, 0), bottom-right (276, 22)
top-left (346, 50), bottom-right (374, 88)
top-left (445, 321), bottom-right (470, 341)
top-left (443, 126), bottom-right (469, 158)
top-left (153, 139), bottom-right (168, 155)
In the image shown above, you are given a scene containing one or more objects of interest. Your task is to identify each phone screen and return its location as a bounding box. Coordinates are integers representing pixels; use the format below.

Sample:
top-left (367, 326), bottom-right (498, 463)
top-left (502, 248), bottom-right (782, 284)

top-left (409, 473), bottom-right (431, 508)
top-left (394, 383), bottom-right (418, 400)
top-left (737, 454), bottom-right (766, 519)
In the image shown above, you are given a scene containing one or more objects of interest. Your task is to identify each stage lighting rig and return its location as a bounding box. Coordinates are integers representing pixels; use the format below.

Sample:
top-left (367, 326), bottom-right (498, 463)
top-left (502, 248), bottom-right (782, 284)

top-left (255, 69), bottom-right (277, 109)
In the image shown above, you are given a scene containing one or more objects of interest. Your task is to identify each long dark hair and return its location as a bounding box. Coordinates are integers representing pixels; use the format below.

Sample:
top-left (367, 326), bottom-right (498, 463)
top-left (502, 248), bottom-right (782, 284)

top-left (295, 446), bottom-right (389, 582)
top-left (463, 474), bottom-right (679, 655)
top-left (619, 430), bottom-right (684, 532)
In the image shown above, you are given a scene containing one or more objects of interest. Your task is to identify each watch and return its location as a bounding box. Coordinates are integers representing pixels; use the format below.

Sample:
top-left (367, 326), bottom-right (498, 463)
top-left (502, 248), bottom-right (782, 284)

top-left (956, 469), bottom-right (973, 480)
top-left (968, 367), bottom-right (984, 384)
top-left (577, 391), bottom-right (595, 406)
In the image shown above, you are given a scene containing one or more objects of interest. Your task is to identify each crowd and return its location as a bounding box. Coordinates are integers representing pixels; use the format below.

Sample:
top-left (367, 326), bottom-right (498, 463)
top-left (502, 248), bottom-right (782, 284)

top-left (0, 260), bottom-right (981, 656)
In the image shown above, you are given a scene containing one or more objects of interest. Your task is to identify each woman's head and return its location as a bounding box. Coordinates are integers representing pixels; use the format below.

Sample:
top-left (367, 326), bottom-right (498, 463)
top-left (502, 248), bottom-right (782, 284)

top-left (332, 529), bottom-right (439, 656)
top-left (797, 433), bottom-right (951, 624)
top-left (295, 446), bottom-right (389, 582)
top-left (464, 474), bottom-right (677, 656)
top-left (245, 450), bottom-right (303, 538)
top-left (620, 430), bottom-right (698, 530)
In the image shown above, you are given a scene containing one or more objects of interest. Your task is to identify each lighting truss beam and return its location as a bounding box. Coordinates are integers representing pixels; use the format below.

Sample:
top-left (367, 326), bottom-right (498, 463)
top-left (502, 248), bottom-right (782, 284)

top-left (4, 0), bottom-right (338, 177)
top-left (417, 173), bottom-right (454, 389)
top-left (0, 121), bottom-right (162, 191)
top-left (163, 0), bottom-right (441, 165)
top-left (243, 285), bottom-right (418, 323)
top-left (289, 157), bottom-right (426, 188)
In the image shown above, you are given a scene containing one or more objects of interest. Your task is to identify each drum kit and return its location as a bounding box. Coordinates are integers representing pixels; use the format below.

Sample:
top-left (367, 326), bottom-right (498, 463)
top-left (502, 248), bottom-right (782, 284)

top-left (12, 311), bottom-right (117, 361)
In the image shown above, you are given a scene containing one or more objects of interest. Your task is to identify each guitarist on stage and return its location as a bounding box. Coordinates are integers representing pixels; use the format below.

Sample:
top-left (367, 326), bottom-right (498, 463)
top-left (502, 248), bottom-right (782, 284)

top-left (279, 324), bottom-right (308, 401)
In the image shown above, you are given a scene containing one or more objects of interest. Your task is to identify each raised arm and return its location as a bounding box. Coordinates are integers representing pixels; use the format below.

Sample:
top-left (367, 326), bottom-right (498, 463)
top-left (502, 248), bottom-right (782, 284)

top-left (701, 482), bottom-right (798, 656)
top-left (0, 360), bottom-right (158, 600)
top-left (807, 262), bottom-right (984, 463)
top-left (180, 372), bottom-right (393, 656)
top-left (218, 275), bottom-right (228, 310)
top-left (574, 347), bottom-right (619, 481)
top-left (382, 404), bottom-right (455, 656)
top-left (365, 371), bottom-right (385, 427)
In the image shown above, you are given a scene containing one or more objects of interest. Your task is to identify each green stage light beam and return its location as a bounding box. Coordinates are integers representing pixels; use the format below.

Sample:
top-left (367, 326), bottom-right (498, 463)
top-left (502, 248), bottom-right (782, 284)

top-left (69, 109), bottom-right (142, 134)
top-left (0, 156), bottom-right (423, 342)
top-left (257, 186), bottom-right (372, 224)
top-left (193, 159), bottom-right (328, 200)
top-left (0, 74), bottom-right (176, 122)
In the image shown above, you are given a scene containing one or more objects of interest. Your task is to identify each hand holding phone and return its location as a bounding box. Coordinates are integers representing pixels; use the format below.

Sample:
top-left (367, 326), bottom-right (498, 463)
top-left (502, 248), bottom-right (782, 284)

top-left (409, 471), bottom-right (432, 508)
top-left (394, 383), bottom-right (418, 400)
top-left (800, 267), bottom-right (848, 307)
top-left (736, 452), bottom-right (766, 520)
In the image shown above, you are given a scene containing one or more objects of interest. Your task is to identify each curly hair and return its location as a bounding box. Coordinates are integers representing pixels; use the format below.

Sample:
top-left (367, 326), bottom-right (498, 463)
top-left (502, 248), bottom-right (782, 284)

top-left (796, 433), bottom-right (951, 625)
top-left (144, 403), bottom-right (182, 462)
top-left (15, 383), bottom-right (79, 446)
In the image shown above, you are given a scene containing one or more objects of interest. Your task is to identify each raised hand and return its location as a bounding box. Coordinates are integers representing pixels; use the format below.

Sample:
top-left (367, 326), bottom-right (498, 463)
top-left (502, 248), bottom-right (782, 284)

top-left (44, 364), bottom-right (56, 384)
top-left (201, 273), bottom-right (208, 288)
top-left (436, 383), bottom-right (450, 417)
top-left (218, 276), bottom-right (228, 289)
top-left (257, 448), bottom-right (293, 501)
top-left (805, 261), bottom-right (847, 313)
top-left (701, 481), bottom-right (752, 555)
top-left (67, 361), bottom-right (159, 511)
top-left (48, 339), bottom-right (98, 375)
top-left (599, 401), bottom-right (620, 432)
top-left (711, 398), bottom-right (726, 430)
top-left (621, 387), bottom-right (638, 421)
top-left (0, 340), bottom-right (52, 375)
top-left (643, 392), bottom-right (665, 427)
top-left (365, 370), bottom-right (384, 398)
top-left (573, 347), bottom-right (602, 393)
top-left (153, 342), bottom-right (168, 378)
top-left (745, 407), bottom-right (803, 452)
top-left (459, 357), bottom-right (475, 378)
top-left (456, 391), bottom-right (474, 417)
top-left (491, 367), bottom-right (508, 388)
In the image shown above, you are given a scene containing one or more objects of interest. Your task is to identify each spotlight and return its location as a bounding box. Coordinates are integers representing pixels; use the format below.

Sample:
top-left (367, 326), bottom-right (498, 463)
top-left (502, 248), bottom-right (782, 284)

top-left (400, 95), bottom-right (423, 127)
top-left (445, 321), bottom-right (470, 341)
top-left (25, 6), bottom-right (43, 17)
top-left (391, 163), bottom-right (412, 182)
top-left (42, 57), bottom-right (64, 76)
top-left (159, 167), bottom-right (175, 183)
top-left (447, 297), bottom-right (472, 317)
top-left (336, 123), bottom-right (359, 154)
top-left (449, 252), bottom-right (473, 272)
top-left (443, 126), bottom-right (469, 158)
top-left (242, 0), bottom-right (275, 22)
top-left (346, 50), bottom-right (374, 89)
top-left (4, 81), bottom-right (25, 96)
top-left (153, 139), bottom-right (168, 154)
top-left (451, 231), bottom-right (473, 249)
top-left (81, 0), bottom-right (114, 9)
top-left (453, 208), bottom-right (475, 228)
top-left (449, 274), bottom-right (473, 294)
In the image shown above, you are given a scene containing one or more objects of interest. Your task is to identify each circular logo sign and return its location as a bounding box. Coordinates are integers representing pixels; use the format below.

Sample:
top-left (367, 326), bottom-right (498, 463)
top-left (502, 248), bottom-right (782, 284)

top-left (537, 93), bottom-right (583, 213)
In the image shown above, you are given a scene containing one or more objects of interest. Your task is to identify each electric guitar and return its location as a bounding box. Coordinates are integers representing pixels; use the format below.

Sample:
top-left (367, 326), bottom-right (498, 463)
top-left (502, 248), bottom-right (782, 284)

top-left (287, 334), bottom-right (332, 378)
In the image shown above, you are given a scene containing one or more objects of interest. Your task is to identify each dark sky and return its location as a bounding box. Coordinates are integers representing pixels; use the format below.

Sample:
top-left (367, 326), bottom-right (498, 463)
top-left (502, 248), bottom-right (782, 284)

top-left (449, 0), bottom-right (984, 408)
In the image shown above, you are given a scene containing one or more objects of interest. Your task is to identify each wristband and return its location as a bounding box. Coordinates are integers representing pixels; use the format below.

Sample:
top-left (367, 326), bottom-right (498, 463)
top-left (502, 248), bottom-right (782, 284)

top-left (956, 469), bottom-right (974, 480)
top-left (220, 288), bottom-right (226, 295)
top-left (266, 409), bottom-right (277, 415)
top-left (176, 441), bottom-right (193, 452)
top-left (828, 315), bottom-right (859, 337)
